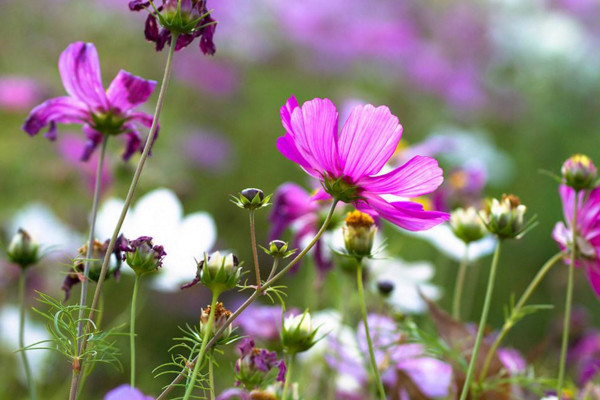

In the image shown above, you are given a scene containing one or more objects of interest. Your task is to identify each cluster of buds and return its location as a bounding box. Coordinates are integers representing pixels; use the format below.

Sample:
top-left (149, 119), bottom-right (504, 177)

top-left (181, 251), bottom-right (242, 294)
top-left (449, 207), bottom-right (488, 244)
top-left (120, 236), bottom-right (166, 276)
top-left (200, 301), bottom-right (233, 340)
top-left (483, 195), bottom-right (531, 240)
top-left (281, 310), bottom-right (320, 355)
top-left (234, 338), bottom-right (286, 391)
top-left (261, 240), bottom-right (296, 259)
top-left (128, 0), bottom-right (216, 54)
top-left (232, 188), bottom-right (272, 211)
top-left (6, 228), bottom-right (40, 269)
top-left (342, 210), bottom-right (377, 259)
top-left (62, 237), bottom-right (123, 300)
top-left (561, 154), bottom-right (597, 191)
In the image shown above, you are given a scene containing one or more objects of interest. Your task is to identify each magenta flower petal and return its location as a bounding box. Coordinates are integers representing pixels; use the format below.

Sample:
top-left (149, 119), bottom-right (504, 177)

top-left (22, 97), bottom-right (89, 136)
top-left (287, 97), bottom-right (340, 175)
top-left (338, 104), bottom-right (402, 179)
top-left (81, 125), bottom-right (104, 161)
top-left (586, 264), bottom-right (600, 298)
top-left (104, 384), bottom-right (154, 400)
top-left (359, 194), bottom-right (449, 231)
top-left (276, 134), bottom-right (316, 176)
top-left (59, 42), bottom-right (109, 111)
top-left (128, 111), bottom-right (154, 128)
top-left (106, 70), bottom-right (157, 113)
top-left (359, 155), bottom-right (444, 197)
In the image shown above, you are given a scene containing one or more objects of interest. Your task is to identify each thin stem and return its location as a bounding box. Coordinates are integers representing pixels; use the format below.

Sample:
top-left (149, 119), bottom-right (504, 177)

top-left (452, 245), bottom-right (469, 320)
top-left (267, 257), bottom-right (279, 281)
top-left (19, 270), bottom-right (37, 400)
top-left (357, 260), bottom-right (387, 400)
top-left (130, 275), bottom-right (141, 387)
top-left (558, 194), bottom-right (579, 398)
top-left (479, 251), bottom-right (564, 383)
top-left (208, 350), bottom-right (215, 400)
top-left (281, 353), bottom-right (296, 400)
top-left (156, 200), bottom-right (339, 400)
top-left (458, 242), bottom-right (502, 400)
top-left (70, 34), bottom-right (179, 400)
top-left (249, 210), bottom-right (261, 290)
top-left (182, 291), bottom-right (219, 400)
top-left (76, 135), bottom-right (109, 355)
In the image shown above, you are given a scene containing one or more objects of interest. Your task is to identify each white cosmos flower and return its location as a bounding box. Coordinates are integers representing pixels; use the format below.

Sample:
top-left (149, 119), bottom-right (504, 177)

top-left (97, 188), bottom-right (217, 291)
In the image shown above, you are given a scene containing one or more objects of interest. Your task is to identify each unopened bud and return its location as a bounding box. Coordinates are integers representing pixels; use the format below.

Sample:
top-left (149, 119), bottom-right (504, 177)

top-left (7, 228), bottom-right (40, 269)
top-left (232, 188), bottom-right (272, 210)
top-left (262, 240), bottom-right (296, 258)
top-left (377, 280), bottom-right (395, 297)
top-left (562, 154), bottom-right (597, 191)
top-left (343, 210), bottom-right (376, 258)
top-left (281, 310), bottom-right (319, 354)
top-left (449, 207), bottom-right (487, 244)
top-left (484, 194), bottom-right (529, 239)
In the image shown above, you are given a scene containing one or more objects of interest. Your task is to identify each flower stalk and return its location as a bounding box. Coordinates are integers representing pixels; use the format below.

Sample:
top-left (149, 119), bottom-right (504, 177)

top-left (452, 246), bottom-right (469, 320)
top-left (249, 210), bottom-right (262, 290)
top-left (130, 275), bottom-right (140, 387)
top-left (281, 353), bottom-right (296, 400)
top-left (19, 270), bottom-right (37, 400)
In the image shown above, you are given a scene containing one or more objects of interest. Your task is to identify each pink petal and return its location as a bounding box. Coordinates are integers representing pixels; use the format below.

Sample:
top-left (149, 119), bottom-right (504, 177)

top-left (287, 97), bottom-right (340, 175)
top-left (357, 194), bottom-right (449, 231)
top-left (359, 155), bottom-right (444, 197)
top-left (128, 111), bottom-right (154, 128)
top-left (22, 96), bottom-right (89, 136)
top-left (276, 134), bottom-right (316, 176)
top-left (338, 104), bottom-right (402, 179)
top-left (552, 221), bottom-right (569, 252)
top-left (59, 42), bottom-right (109, 111)
top-left (106, 70), bottom-right (157, 113)
top-left (585, 264), bottom-right (600, 300)
top-left (280, 95), bottom-right (299, 133)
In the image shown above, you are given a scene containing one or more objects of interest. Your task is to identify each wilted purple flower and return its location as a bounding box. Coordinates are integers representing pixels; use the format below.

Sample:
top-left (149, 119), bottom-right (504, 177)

top-left (105, 384), bottom-right (154, 400)
top-left (278, 96), bottom-right (449, 230)
top-left (129, 0), bottom-right (217, 54)
top-left (0, 76), bottom-right (43, 111)
top-left (120, 236), bottom-right (166, 276)
top-left (22, 42), bottom-right (157, 161)
top-left (553, 185), bottom-right (600, 299)
top-left (234, 338), bottom-right (286, 390)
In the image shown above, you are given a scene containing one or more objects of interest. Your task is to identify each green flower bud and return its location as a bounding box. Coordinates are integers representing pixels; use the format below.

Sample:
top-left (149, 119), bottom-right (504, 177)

top-left (261, 240), bottom-right (296, 259)
top-left (562, 154), bottom-right (597, 191)
top-left (342, 210), bottom-right (377, 259)
top-left (281, 310), bottom-right (319, 354)
top-left (484, 195), bottom-right (529, 239)
top-left (7, 228), bottom-right (40, 269)
top-left (182, 251), bottom-right (242, 294)
top-left (231, 188), bottom-right (273, 210)
top-left (449, 207), bottom-right (487, 244)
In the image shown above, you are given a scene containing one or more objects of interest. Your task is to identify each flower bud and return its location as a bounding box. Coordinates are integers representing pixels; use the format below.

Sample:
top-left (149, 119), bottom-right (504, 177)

top-left (200, 301), bottom-right (233, 340)
top-left (261, 240), bottom-right (296, 259)
top-left (281, 310), bottom-right (319, 354)
top-left (377, 280), bottom-right (395, 297)
top-left (484, 195), bottom-right (529, 239)
top-left (7, 228), bottom-right (40, 269)
top-left (122, 236), bottom-right (166, 276)
top-left (449, 207), bottom-right (487, 244)
top-left (232, 188), bottom-right (272, 210)
top-left (181, 251), bottom-right (242, 294)
top-left (561, 154), bottom-right (597, 191)
top-left (342, 210), bottom-right (377, 258)
top-left (235, 338), bottom-right (286, 390)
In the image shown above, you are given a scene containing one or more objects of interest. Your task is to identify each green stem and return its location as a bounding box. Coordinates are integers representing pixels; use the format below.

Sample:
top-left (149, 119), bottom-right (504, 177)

top-left (19, 270), bottom-right (37, 400)
top-left (249, 210), bottom-right (261, 290)
top-left (458, 242), bottom-right (502, 400)
top-left (452, 245), bottom-right (469, 320)
top-left (479, 252), bottom-right (564, 383)
top-left (558, 193), bottom-right (579, 398)
top-left (71, 34), bottom-right (179, 400)
top-left (130, 275), bottom-right (140, 387)
top-left (182, 291), bottom-right (219, 400)
top-left (356, 260), bottom-right (387, 400)
top-left (156, 200), bottom-right (338, 400)
top-left (267, 257), bottom-right (279, 282)
top-left (281, 353), bottom-right (295, 400)
top-left (208, 350), bottom-right (215, 400)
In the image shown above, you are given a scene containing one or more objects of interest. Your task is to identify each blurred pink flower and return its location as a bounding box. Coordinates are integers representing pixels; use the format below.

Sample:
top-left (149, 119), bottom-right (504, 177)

top-left (105, 385), bottom-right (153, 400)
top-left (180, 130), bottom-right (233, 172)
top-left (174, 51), bottom-right (238, 96)
top-left (0, 76), bottom-right (43, 112)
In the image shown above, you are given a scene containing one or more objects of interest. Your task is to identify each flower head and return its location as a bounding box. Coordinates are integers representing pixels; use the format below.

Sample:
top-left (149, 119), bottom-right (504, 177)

top-left (200, 301), bottom-right (233, 339)
top-left (553, 185), bottom-right (600, 299)
top-left (281, 310), bottom-right (320, 354)
top-left (234, 338), bottom-right (286, 390)
top-left (7, 228), bottom-right (41, 269)
top-left (121, 236), bottom-right (166, 276)
top-left (449, 206), bottom-right (487, 244)
top-left (483, 194), bottom-right (530, 239)
top-left (562, 154), bottom-right (597, 191)
top-left (342, 210), bottom-right (377, 259)
top-left (23, 42), bottom-right (157, 161)
top-left (129, 0), bottom-right (217, 54)
top-left (181, 250), bottom-right (242, 294)
top-left (277, 96), bottom-right (448, 231)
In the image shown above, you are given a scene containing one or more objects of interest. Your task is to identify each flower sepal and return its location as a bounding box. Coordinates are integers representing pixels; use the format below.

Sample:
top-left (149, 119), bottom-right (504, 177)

top-left (121, 236), bottom-right (166, 277)
top-left (321, 173), bottom-right (361, 203)
top-left (231, 188), bottom-right (273, 211)
top-left (281, 310), bottom-right (320, 355)
top-left (449, 207), bottom-right (487, 244)
top-left (260, 240), bottom-right (296, 259)
top-left (6, 228), bottom-right (41, 269)
top-left (482, 195), bottom-right (537, 240)
top-left (182, 251), bottom-right (242, 294)
top-left (152, 0), bottom-right (215, 36)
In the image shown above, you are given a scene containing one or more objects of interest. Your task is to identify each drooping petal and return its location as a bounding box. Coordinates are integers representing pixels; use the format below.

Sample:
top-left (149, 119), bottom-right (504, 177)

top-left (552, 221), bottom-right (570, 252)
top-left (359, 155), bottom-right (444, 197)
top-left (199, 15), bottom-right (217, 55)
top-left (128, 111), bottom-right (154, 128)
top-left (81, 125), bottom-right (104, 161)
top-left (586, 263), bottom-right (600, 299)
top-left (22, 96), bottom-right (89, 136)
top-left (121, 124), bottom-right (142, 161)
top-left (285, 97), bottom-right (340, 175)
top-left (357, 194), bottom-right (449, 231)
top-left (58, 42), bottom-right (109, 111)
top-left (106, 70), bottom-right (156, 114)
top-left (338, 104), bottom-right (402, 179)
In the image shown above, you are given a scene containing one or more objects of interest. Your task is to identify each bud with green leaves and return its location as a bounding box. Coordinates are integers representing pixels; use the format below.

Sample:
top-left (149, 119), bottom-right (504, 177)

top-left (121, 236), bottom-right (166, 276)
top-left (281, 310), bottom-right (320, 354)
top-left (261, 240), bottom-right (296, 259)
top-left (449, 207), bottom-right (487, 244)
top-left (561, 154), bottom-right (597, 191)
top-left (181, 251), bottom-right (242, 294)
top-left (7, 229), bottom-right (40, 269)
top-left (342, 210), bottom-right (377, 259)
top-left (483, 194), bottom-right (532, 239)
top-left (231, 188), bottom-right (272, 211)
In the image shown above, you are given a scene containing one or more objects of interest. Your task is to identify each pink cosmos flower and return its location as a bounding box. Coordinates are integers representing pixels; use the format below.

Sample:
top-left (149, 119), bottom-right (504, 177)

top-left (23, 42), bottom-right (157, 161)
top-left (277, 96), bottom-right (448, 230)
top-left (104, 385), bottom-right (154, 400)
top-left (553, 185), bottom-right (600, 298)
top-left (0, 76), bottom-right (44, 111)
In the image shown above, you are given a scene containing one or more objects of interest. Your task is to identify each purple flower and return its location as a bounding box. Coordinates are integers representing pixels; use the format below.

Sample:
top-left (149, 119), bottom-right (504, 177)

top-left (22, 42), bottom-right (157, 161)
top-left (432, 164), bottom-right (487, 212)
top-left (0, 76), bottom-right (44, 111)
top-left (236, 304), bottom-right (282, 342)
top-left (234, 338), bottom-right (286, 390)
top-left (129, 0), bottom-right (217, 54)
top-left (553, 185), bottom-right (600, 299)
top-left (277, 96), bottom-right (449, 231)
top-left (121, 236), bottom-right (167, 276)
top-left (105, 384), bottom-right (154, 400)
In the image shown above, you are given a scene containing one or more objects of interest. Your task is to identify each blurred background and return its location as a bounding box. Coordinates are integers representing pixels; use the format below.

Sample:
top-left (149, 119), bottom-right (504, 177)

top-left (2, 0), bottom-right (600, 398)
